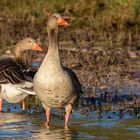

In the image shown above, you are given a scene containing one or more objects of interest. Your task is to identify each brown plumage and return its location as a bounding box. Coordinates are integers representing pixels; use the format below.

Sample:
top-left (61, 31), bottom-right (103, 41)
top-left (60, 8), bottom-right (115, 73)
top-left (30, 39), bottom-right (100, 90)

top-left (0, 38), bottom-right (43, 111)
top-left (33, 13), bottom-right (82, 128)
top-left (0, 58), bottom-right (25, 84)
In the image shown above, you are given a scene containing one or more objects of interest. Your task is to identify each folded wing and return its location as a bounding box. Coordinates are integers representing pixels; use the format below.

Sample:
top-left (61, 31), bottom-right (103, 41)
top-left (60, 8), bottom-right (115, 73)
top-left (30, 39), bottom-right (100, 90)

top-left (0, 58), bottom-right (26, 84)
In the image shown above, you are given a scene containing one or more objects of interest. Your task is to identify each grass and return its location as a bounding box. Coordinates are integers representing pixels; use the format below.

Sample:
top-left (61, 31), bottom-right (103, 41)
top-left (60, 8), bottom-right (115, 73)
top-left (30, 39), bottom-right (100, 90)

top-left (0, 0), bottom-right (140, 46)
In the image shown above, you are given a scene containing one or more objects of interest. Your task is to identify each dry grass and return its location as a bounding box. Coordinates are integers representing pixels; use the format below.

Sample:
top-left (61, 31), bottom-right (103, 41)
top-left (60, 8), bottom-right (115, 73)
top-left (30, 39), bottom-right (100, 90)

top-left (0, 0), bottom-right (140, 46)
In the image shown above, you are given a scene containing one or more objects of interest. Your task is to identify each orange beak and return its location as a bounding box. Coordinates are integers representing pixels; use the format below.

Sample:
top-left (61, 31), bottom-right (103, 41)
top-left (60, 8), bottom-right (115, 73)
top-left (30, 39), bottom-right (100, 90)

top-left (32, 43), bottom-right (43, 51)
top-left (58, 17), bottom-right (68, 26)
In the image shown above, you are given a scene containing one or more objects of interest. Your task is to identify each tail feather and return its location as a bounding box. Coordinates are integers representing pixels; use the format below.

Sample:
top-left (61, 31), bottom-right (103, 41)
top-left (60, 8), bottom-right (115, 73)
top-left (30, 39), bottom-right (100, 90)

top-left (17, 87), bottom-right (36, 95)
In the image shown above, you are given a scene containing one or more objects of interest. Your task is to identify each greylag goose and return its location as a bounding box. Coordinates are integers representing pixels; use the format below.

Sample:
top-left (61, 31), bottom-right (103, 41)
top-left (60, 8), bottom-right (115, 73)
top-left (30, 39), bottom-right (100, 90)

top-left (0, 38), bottom-right (43, 112)
top-left (33, 13), bottom-right (82, 128)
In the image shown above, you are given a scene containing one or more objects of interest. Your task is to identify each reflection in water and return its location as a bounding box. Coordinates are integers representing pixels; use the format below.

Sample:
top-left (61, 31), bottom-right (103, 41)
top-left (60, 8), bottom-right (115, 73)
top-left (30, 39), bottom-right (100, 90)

top-left (0, 112), bottom-right (80, 139)
top-left (0, 112), bottom-right (34, 139)
top-left (32, 129), bottom-right (76, 140)
top-left (0, 104), bottom-right (139, 139)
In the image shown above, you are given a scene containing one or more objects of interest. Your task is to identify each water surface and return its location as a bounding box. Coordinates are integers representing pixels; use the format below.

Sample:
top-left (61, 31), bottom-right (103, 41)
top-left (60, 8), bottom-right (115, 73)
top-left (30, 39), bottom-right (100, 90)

top-left (0, 104), bottom-right (140, 140)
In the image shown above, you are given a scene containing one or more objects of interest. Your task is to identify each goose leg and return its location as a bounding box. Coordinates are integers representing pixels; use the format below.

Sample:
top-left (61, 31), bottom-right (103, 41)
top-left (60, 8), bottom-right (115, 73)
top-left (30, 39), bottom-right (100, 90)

top-left (0, 98), bottom-right (3, 112)
top-left (45, 108), bottom-right (51, 128)
top-left (65, 112), bottom-right (70, 129)
top-left (22, 100), bottom-right (26, 111)
top-left (65, 104), bottom-right (72, 129)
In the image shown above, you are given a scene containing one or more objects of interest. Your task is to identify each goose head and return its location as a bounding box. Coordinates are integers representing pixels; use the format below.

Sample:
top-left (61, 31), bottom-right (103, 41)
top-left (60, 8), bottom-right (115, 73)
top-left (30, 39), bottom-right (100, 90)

top-left (14, 38), bottom-right (43, 58)
top-left (47, 13), bottom-right (68, 30)
top-left (15, 38), bottom-right (43, 52)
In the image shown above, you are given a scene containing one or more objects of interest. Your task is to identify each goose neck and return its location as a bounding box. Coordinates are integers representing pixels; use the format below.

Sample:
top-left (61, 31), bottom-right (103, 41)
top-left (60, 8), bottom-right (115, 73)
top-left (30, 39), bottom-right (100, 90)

top-left (48, 27), bottom-right (59, 51)
top-left (47, 27), bottom-right (61, 62)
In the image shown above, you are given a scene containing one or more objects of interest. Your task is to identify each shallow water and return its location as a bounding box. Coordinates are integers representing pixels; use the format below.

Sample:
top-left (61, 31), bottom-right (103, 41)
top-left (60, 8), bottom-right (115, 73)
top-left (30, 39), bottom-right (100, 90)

top-left (0, 103), bottom-right (140, 140)
top-left (0, 111), bottom-right (92, 140)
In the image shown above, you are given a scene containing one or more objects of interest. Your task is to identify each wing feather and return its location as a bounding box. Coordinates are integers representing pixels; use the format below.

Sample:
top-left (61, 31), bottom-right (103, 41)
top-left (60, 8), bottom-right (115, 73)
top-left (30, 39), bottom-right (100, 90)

top-left (0, 58), bottom-right (26, 84)
top-left (63, 66), bottom-right (83, 94)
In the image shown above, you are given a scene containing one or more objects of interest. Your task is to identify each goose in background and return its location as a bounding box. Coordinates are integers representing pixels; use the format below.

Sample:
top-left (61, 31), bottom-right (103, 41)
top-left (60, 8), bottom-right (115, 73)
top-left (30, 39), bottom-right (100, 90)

top-left (0, 38), bottom-right (43, 112)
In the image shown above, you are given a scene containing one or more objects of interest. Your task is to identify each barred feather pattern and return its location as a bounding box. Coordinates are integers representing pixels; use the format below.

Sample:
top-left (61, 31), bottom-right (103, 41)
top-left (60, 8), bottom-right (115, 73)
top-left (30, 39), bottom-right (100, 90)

top-left (0, 58), bottom-right (26, 84)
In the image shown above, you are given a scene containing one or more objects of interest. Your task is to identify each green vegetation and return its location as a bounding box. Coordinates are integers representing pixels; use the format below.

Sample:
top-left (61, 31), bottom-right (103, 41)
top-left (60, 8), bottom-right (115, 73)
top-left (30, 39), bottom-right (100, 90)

top-left (0, 0), bottom-right (140, 46)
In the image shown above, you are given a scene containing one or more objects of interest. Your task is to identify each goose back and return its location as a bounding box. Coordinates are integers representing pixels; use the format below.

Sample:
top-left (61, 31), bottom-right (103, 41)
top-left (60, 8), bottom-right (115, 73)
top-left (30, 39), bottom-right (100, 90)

top-left (0, 58), bottom-right (32, 84)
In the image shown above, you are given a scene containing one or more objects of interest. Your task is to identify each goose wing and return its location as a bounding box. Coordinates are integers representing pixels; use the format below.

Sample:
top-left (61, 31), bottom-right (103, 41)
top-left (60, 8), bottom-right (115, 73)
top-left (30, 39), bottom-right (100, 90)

top-left (63, 66), bottom-right (83, 94)
top-left (0, 58), bottom-right (26, 84)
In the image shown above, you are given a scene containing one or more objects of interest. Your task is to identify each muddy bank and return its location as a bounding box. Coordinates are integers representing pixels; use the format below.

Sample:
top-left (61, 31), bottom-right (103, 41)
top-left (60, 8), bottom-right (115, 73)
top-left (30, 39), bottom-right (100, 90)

top-left (1, 40), bottom-right (140, 88)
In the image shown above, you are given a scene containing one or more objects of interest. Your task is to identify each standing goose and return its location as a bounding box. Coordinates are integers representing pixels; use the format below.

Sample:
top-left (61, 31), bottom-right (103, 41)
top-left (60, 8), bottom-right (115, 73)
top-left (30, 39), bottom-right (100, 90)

top-left (0, 38), bottom-right (43, 111)
top-left (33, 13), bottom-right (82, 128)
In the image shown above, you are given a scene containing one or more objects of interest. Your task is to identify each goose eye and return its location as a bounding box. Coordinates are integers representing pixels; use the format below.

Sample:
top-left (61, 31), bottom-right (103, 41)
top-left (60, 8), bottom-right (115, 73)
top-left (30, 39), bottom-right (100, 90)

top-left (28, 40), bottom-right (32, 43)
top-left (53, 15), bottom-right (57, 19)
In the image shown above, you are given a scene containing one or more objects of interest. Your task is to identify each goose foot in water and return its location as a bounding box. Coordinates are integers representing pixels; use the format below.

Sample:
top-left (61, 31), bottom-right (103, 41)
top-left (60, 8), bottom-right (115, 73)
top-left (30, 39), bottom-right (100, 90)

top-left (64, 104), bottom-right (72, 129)
top-left (45, 109), bottom-right (51, 128)
top-left (0, 99), bottom-right (3, 112)
top-left (22, 100), bottom-right (26, 111)
top-left (64, 112), bottom-right (70, 129)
